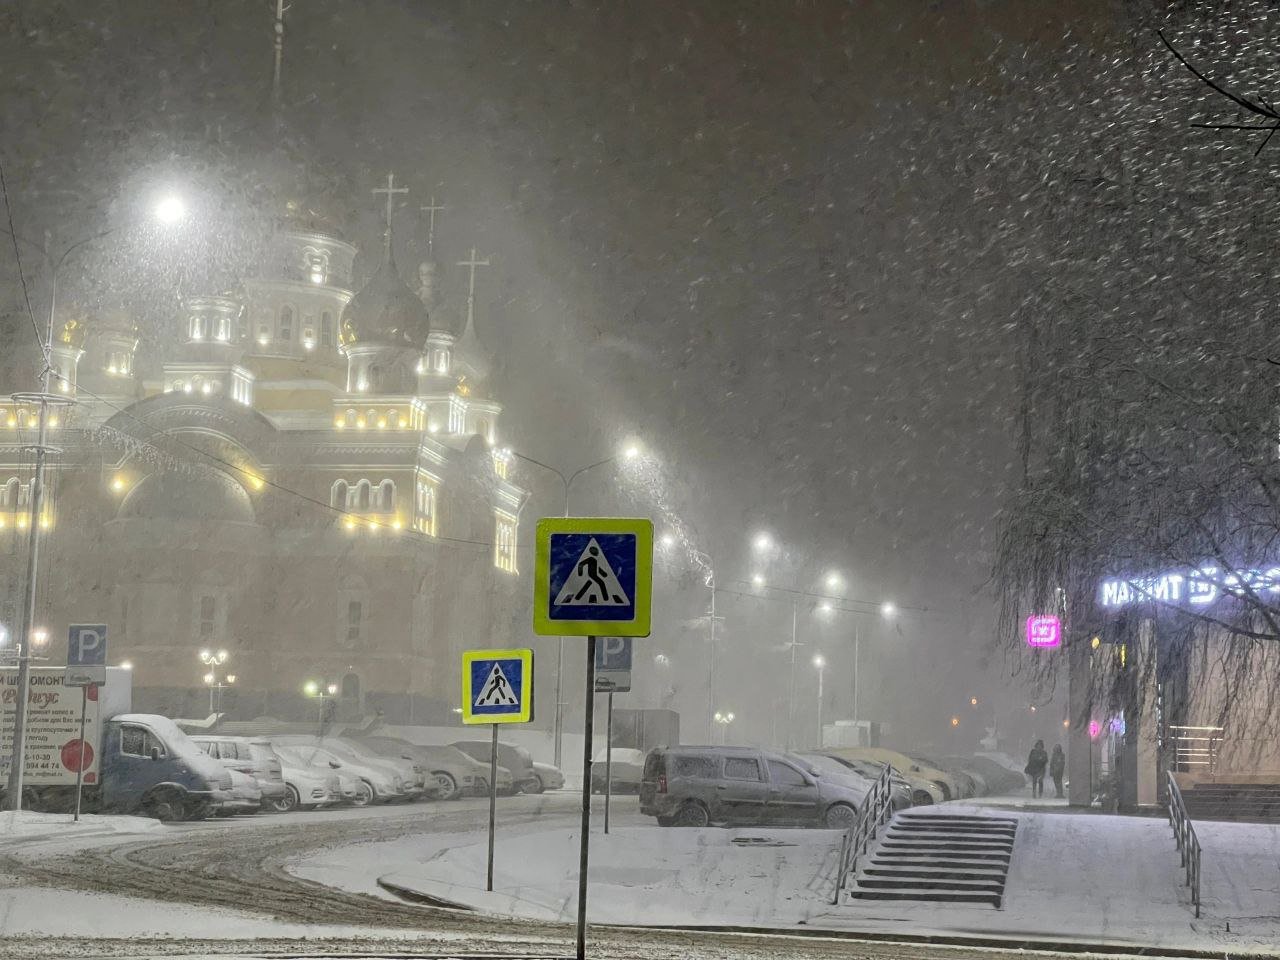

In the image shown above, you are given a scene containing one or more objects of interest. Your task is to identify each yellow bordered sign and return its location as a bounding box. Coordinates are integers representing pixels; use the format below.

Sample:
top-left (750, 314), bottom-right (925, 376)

top-left (533, 517), bottom-right (653, 637)
top-left (461, 648), bottom-right (533, 724)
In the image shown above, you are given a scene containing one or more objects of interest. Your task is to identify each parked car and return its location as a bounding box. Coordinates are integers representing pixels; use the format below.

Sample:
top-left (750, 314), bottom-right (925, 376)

top-left (351, 737), bottom-right (484, 800)
top-left (591, 747), bottom-right (647, 794)
top-left (529, 760), bottom-right (565, 793)
top-left (191, 736), bottom-right (288, 811)
top-left (320, 736), bottom-right (427, 799)
top-left (271, 736), bottom-right (418, 801)
top-left (954, 755), bottom-right (1027, 795)
top-left (271, 751), bottom-right (347, 811)
top-left (825, 747), bottom-right (957, 801)
top-left (812, 753), bottom-right (919, 808)
top-left (915, 755), bottom-right (983, 799)
top-left (270, 740), bottom-right (399, 805)
top-left (797, 752), bottom-right (902, 809)
top-left (640, 745), bottom-right (863, 828)
top-left (452, 740), bottom-right (534, 795)
top-left (216, 768), bottom-right (263, 816)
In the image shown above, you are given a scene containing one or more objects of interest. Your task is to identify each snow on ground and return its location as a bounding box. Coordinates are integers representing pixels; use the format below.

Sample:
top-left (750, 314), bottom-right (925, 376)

top-left (294, 801), bottom-right (1280, 953)
top-left (0, 810), bottom-right (164, 841)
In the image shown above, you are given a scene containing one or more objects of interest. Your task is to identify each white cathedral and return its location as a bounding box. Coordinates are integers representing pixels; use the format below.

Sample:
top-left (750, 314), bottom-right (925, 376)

top-left (0, 175), bottom-right (530, 722)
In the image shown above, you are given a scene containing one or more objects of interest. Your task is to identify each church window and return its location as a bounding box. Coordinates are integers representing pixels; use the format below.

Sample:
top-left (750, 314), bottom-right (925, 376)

top-left (331, 480), bottom-right (349, 510)
top-left (377, 480), bottom-right (395, 512)
top-left (494, 511), bottom-right (518, 574)
top-left (477, 418), bottom-right (491, 443)
top-left (279, 306), bottom-right (293, 342)
top-left (302, 325), bottom-right (315, 349)
top-left (345, 408), bottom-right (357, 427)
top-left (341, 672), bottom-right (361, 700)
top-left (189, 314), bottom-right (204, 341)
top-left (198, 595), bottom-right (217, 640)
top-left (321, 312), bottom-right (333, 347)
top-left (415, 479), bottom-right (437, 535)
top-left (2, 478), bottom-right (19, 510)
top-left (448, 397), bottom-right (466, 434)
top-left (356, 480), bottom-right (372, 511)
top-left (346, 601), bottom-right (362, 645)
top-left (215, 313), bottom-right (231, 342)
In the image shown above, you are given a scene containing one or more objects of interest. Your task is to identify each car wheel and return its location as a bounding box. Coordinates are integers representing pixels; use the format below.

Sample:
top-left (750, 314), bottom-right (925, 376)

top-left (824, 802), bottom-right (857, 830)
top-left (523, 775), bottom-right (545, 795)
top-left (147, 790), bottom-right (187, 823)
top-left (911, 790), bottom-right (933, 807)
top-left (433, 772), bottom-right (459, 801)
top-left (351, 780), bottom-right (375, 806)
top-left (672, 801), bottom-right (709, 827)
top-left (272, 785), bottom-right (300, 813)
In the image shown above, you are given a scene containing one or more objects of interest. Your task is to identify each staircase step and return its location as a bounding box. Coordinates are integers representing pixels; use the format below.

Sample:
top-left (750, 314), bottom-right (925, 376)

top-left (857, 875), bottom-right (1004, 892)
top-left (887, 830), bottom-right (1015, 843)
top-left (872, 851), bottom-right (1011, 864)
top-left (864, 866), bottom-right (1005, 881)
top-left (881, 840), bottom-right (1014, 853)
top-left (850, 887), bottom-right (1002, 906)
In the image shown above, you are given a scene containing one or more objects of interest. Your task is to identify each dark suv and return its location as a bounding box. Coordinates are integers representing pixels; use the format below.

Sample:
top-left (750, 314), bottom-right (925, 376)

top-left (639, 745), bottom-right (862, 828)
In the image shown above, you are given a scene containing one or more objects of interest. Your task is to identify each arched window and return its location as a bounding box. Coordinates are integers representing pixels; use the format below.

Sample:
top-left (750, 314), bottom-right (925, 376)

top-left (331, 480), bottom-right (349, 509)
top-left (279, 306), bottom-right (293, 342)
top-left (345, 408), bottom-right (357, 427)
top-left (356, 480), bottom-right (372, 511)
top-left (341, 672), bottom-right (361, 700)
top-left (2, 477), bottom-right (18, 509)
top-left (321, 312), bottom-right (333, 347)
top-left (377, 479), bottom-right (394, 512)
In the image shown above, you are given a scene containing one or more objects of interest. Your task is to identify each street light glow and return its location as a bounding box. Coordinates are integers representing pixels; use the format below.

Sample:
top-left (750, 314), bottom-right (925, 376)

top-left (326, 682), bottom-right (338, 696)
top-left (812, 654), bottom-right (825, 669)
top-left (970, 696), bottom-right (979, 706)
top-left (621, 442), bottom-right (642, 460)
top-left (303, 680), bottom-right (319, 697)
top-left (881, 601), bottom-right (896, 618)
top-left (752, 532), bottom-right (772, 553)
top-left (120, 660), bottom-right (133, 670)
top-left (154, 193), bottom-right (186, 224)
top-left (660, 533), bottom-right (676, 549)
top-left (751, 573), bottom-right (765, 587)
top-left (824, 572), bottom-right (843, 591)
top-left (818, 601), bottom-right (833, 614)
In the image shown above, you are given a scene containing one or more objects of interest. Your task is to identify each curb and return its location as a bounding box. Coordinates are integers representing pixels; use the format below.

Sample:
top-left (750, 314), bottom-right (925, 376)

top-left (377, 878), bottom-right (1270, 959)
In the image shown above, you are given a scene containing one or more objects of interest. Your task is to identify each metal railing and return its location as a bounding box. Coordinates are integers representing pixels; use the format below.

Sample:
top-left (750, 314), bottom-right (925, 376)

top-left (1165, 770), bottom-right (1202, 918)
top-left (831, 763), bottom-right (896, 904)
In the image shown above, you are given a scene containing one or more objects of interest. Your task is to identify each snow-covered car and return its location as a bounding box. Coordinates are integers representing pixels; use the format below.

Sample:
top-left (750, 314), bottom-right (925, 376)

top-left (216, 768), bottom-right (263, 816)
top-left (351, 737), bottom-right (481, 800)
top-left (452, 740), bottom-right (534, 794)
top-left (806, 752), bottom-right (913, 810)
top-left (529, 760), bottom-right (564, 793)
top-left (591, 747), bottom-right (647, 793)
top-left (270, 753), bottom-right (346, 812)
top-left (270, 741), bottom-right (399, 805)
top-left (191, 735), bottom-right (288, 810)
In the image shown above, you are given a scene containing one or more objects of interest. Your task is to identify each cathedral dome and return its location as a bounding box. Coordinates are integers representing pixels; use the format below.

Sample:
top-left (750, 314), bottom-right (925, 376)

top-left (339, 255), bottom-right (430, 348)
top-left (119, 469), bottom-right (255, 524)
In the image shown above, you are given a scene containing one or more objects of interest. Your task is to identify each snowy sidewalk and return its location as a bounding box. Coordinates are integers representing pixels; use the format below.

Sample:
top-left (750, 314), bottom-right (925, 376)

top-left (0, 810), bottom-right (164, 843)
top-left (323, 804), bottom-right (1280, 954)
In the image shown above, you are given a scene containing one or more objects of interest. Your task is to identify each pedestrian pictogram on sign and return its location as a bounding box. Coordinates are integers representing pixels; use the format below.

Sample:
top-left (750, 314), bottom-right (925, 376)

top-left (461, 649), bottom-right (533, 724)
top-left (475, 663), bottom-right (519, 707)
top-left (533, 518), bottom-right (653, 637)
top-left (554, 539), bottom-right (630, 606)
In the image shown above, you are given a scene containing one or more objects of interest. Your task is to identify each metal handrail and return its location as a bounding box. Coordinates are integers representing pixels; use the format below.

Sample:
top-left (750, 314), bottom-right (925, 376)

top-left (831, 764), bottom-right (896, 904)
top-left (1165, 770), bottom-right (1202, 918)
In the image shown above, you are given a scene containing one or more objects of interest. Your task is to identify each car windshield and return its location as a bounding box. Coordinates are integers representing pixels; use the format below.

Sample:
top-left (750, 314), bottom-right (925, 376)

top-left (4, 4), bottom-right (1270, 957)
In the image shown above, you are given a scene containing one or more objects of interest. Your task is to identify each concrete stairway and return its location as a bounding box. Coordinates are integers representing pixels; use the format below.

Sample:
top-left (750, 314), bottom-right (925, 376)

top-left (1181, 781), bottom-right (1280, 822)
top-left (848, 811), bottom-right (1017, 908)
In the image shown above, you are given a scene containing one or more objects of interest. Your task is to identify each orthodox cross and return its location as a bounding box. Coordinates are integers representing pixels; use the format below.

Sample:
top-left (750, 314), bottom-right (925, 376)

top-left (457, 246), bottom-right (490, 334)
top-left (372, 172), bottom-right (408, 258)
top-left (420, 195), bottom-right (446, 257)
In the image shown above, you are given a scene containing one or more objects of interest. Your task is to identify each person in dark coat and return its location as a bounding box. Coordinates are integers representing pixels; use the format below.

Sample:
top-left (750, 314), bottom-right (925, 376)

top-left (1049, 744), bottom-right (1066, 798)
top-left (1025, 740), bottom-right (1048, 798)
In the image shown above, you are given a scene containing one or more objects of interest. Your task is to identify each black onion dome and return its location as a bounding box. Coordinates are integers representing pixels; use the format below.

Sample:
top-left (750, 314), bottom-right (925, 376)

top-left (339, 255), bottom-right (430, 348)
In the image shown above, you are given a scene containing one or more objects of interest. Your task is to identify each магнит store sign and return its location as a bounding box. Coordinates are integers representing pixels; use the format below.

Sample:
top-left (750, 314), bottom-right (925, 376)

top-left (1099, 565), bottom-right (1280, 609)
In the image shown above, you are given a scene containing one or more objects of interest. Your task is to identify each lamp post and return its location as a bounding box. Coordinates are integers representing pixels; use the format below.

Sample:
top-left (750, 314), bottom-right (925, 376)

top-left (713, 710), bottom-right (735, 744)
top-left (304, 679), bottom-right (339, 737)
top-left (511, 444), bottom-right (642, 769)
top-left (813, 654), bottom-right (826, 748)
top-left (199, 649), bottom-right (235, 714)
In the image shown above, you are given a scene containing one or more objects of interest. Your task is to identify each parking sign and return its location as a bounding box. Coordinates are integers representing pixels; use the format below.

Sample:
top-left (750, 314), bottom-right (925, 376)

top-left (65, 624), bottom-right (107, 687)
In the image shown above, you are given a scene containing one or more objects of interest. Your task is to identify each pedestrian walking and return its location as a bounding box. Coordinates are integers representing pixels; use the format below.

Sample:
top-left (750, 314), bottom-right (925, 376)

top-left (1049, 744), bottom-right (1066, 799)
top-left (1025, 739), bottom-right (1048, 798)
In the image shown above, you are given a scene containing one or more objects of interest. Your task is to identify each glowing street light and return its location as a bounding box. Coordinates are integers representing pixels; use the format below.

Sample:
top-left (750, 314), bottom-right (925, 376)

top-left (304, 679), bottom-right (340, 735)
top-left (199, 649), bottom-right (233, 714)
top-left (154, 193), bottom-right (187, 224)
top-left (660, 532), bottom-right (676, 549)
top-left (621, 442), bottom-right (642, 460)
top-left (713, 710), bottom-right (735, 743)
top-left (970, 696), bottom-right (979, 707)
top-left (824, 572), bottom-right (843, 592)
top-left (818, 601), bottom-right (833, 615)
top-left (881, 601), bottom-right (896, 618)
top-left (751, 573), bottom-right (765, 588)
top-left (752, 531), bottom-right (773, 553)
top-left (951, 716), bottom-right (960, 728)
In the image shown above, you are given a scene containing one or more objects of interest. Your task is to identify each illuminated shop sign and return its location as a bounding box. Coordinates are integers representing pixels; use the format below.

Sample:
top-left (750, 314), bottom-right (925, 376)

top-left (1025, 615), bottom-right (1062, 648)
top-left (1098, 565), bottom-right (1280, 609)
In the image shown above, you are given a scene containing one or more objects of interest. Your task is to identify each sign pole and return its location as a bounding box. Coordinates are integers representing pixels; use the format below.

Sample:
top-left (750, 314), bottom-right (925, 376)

top-left (73, 684), bottom-right (88, 822)
top-left (486, 722), bottom-right (498, 892)
top-left (576, 635), bottom-right (597, 960)
top-left (604, 689), bottom-right (613, 835)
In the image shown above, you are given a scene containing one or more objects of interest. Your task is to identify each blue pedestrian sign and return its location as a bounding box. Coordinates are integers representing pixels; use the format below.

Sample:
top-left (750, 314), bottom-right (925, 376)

top-left (460, 648), bottom-right (533, 725)
top-left (65, 624), bottom-right (107, 687)
top-left (534, 518), bottom-right (653, 637)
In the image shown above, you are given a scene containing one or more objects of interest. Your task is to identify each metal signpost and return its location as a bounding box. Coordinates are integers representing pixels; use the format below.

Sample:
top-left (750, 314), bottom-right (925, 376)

top-left (594, 637), bottom-right (633, 835)
top-left (534, 518), bottom-right (652, 960)
top-left (460, 648), bottom-right (533, 893)
top-left (64, 625), bottom-right (107, 822)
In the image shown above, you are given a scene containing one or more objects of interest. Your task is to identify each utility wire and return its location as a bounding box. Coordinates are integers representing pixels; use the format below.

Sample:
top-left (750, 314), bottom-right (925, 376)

top-left (0, 156), bottom-right (44, 362)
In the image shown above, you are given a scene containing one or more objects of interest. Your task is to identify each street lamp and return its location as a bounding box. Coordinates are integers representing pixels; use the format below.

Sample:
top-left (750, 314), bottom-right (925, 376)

top-left (881, 601), bottom-right (896, 618)
top-left (510, 441), bottom-right (650, 769)
top-left (752, 532), bottom-right (773, 553)
top-left (659, 532), bottom-right (676, 549)
top-left (154, 193), bottom-right (187, 224)
top-left (824, 572), bottom-right (843, 592)
top-left (199, 649), bottom-right (234, 714)
top-left (4, 195), bottom-right (188, 811)
top-left (713, 710), bottom-right (735, 744)
top-left (304, 679), bottom-right (340, 737)
top-left (813, 654), bottom-right (826, 747)
top-left (751, 572), bottom-right (765, 587)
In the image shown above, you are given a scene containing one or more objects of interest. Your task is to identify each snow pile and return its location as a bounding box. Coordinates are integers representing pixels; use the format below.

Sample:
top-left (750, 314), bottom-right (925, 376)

top-left (0, 810), bottom-right (163, 841)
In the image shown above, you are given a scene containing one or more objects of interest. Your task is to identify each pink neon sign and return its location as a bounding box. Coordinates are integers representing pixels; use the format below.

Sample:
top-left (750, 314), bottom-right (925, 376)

top-left (1025, 614), bottom-right (1062, 648)
top-left (1088, 720), bottom-right (1101, 739)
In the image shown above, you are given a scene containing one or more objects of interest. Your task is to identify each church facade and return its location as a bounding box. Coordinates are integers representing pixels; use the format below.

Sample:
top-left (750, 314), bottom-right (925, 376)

top-left (0, 185), bottom-right (530, 723)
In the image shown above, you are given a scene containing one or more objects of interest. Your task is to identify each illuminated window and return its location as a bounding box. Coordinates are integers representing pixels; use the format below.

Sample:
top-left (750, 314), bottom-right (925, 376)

top-left (449, 397), bottom-right (466, 434)
top-left (415, 478), bottom-right (437, 535)
top-left (377, 479), bottom-right (395, 512)
top-left (321, 312), bottom-right (333, 347)
top-left (495, 511), bottom-right (518, 573)
top-left (356, 480), bottom-right (371, 511)
top-left (279, 306), bottom-right (293, 342)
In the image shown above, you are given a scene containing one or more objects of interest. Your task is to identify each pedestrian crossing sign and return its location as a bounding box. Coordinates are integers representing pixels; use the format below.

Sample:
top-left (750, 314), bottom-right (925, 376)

top-left (461, 649), bottom-right (533, 724)
top-left (533, 517), bottom-right (653, 637)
